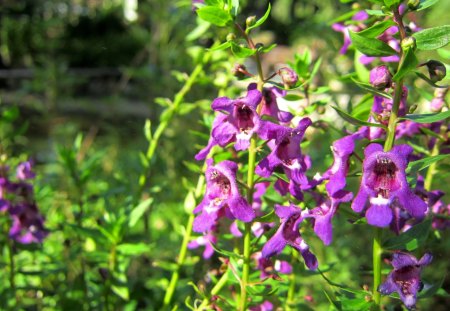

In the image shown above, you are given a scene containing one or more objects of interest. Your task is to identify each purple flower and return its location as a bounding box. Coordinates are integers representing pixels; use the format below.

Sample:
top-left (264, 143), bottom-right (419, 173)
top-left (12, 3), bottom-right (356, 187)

top-left (352, 144), bottom-right (427, 227)
top-left (256, 118), bottom-right (312, 188)
top-left (193, 159), bottom-right (255, 232)
top-left (188, 230), bottom-right (217, 259)
top-left (260, 86), bottom-right (293, 123)
top-left (249, 301), bottom-right (273, 311)
top-left (379, 252), bottom-right (432, 309)
top-left (256, 255), bottom-right (292, 279)
top-left (195, 86), bottom-right (263, 160)
top-left (9, 203), bottom-right (48, 244)
top-left (278, 67), bottom-right (299, 88)
top-left (332, 11), bottom-right (368, 55)
top-left (16, 161), bottom-right (36, 180)
top-left (306, 190), bottom-right (353, 245)
top-left (322, 129), bottom-right (365, 196)
top-left (370, 65), bottom-right (392, 89)
top-left (261, 203), bottom-right (318, 270)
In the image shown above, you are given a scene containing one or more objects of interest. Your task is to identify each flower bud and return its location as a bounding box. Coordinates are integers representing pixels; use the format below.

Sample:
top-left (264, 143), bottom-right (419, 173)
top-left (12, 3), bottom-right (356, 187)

top-left (409, 104), bottom-right (418, 113)
top-left (369, 65), bottom-right (392, 89)
top-left (278, 67), bottom-right (299, 88)
top-left (401, 37), bottom-right (416, 51)
top-left (407, 0), bottom-right (420, 10)
top-left (426, 60), bottom-right (446, 82)
top-left (246, 16), bottom-right (256, 28)
top-left (231, 63), bottom-right (248, 80)
top-left (226, 33), bottom-right (236, 42)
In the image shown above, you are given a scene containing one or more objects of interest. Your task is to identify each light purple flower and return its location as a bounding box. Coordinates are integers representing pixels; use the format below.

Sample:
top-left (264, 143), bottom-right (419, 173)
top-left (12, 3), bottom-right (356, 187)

top-left (306, 190), bottom-right (353, 245)
top-left (370, 65), bottom-right (392, 89)
top-left (188, 230), bottom-right (217, 259)
top-left (257, 255), bottom-right (292, 279)
top-left (9, 203), bottom-right (48, 244)
top-left (249, 301), bottom-right (273, 311)
top-left (16, 161), bottom-right (36, 180)
top-left (352, 144), bottom-right (427, 227)
top-left (193, 159), bottom-right (255, 232)
top-left (332, 11), bottom-right (368, 55)
top-left (379, 252), bottom-right (432, 309)
top-left (195, 86), bottom-right (263, 160)
top-left (256, 118), bottom-right (312, 189)
top-left (261, 203), bottom-right (318, 270)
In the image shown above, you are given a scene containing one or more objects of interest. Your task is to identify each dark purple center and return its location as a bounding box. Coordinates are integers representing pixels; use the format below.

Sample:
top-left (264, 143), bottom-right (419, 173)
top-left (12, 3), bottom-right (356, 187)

top-left (210, 171), bottom-right (231, 198)
top-left (368, 156), bottom-right (400, 198)
top-left (236, 105), bottom-right (254, 132)
top-left (282, 213), bottom-right (301, 241)
top-left (392, 265), bottom-right (420, 296)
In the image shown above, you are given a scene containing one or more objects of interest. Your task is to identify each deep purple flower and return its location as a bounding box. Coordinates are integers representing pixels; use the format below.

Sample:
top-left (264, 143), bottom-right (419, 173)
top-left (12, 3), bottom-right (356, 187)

top-left (257, 255), bottom-right (292, 279)
top-left (379, 252), bottom-right (432, 309)
top-left (9, 203), bottom-right (48, 244)
top-left (306, 190), bottom-right (353, 245)
top-left (322, 129), bottom-right (365, 196)
top-left (370, 65), bottom-right (392, 89)
top-left (188, 230), bottom-right (217, 259)
top-left (261, 203), bottom-right (318, 270)
top-left (352, 144), bottom-right (427, 227)
top-left (193, 159), bottom-right (255, 232)
top-left (249, 301), bottom-right (273, 311)
top-left (195, 86), bottom-right (263, 160)
top-left (16, 161), bottom-right (36, 180)
top-left (260, 86), bottom-right (293, 123)
top-left (256, 118), bottom-right (312, 188)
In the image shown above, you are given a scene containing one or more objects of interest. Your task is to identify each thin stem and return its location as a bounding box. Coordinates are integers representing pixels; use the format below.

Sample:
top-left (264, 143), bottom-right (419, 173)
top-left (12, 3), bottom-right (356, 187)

top-left (372, 228), bottom-right (382, 307)
top-left (163, 171), bottom-right (206, 309)
top-left (198, 268), bottom-right (229, 310)
top-left (7, 237), bottom-right (17, 304)
top-left (286, 251), bottom-right (299, 311)
top-left (424, 124), bottom-right (445, 190)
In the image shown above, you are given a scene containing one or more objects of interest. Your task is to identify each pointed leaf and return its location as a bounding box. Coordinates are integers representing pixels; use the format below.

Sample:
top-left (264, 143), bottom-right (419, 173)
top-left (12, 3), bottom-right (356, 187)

top-left (383, 219), bottom-right (432, 251)
top-left (246, 3), bottom-right (271, 32)
top-left (400, 110), bottom-right (450, 123)
top-left (413, 25), bottom-right (450, 50)
top-left (332, 106), bottom-right (387, 128)
top-left (357, 20), bottom-right (396, 38)
top-left (349, 31), bottom-right (397, 56)
top-left (392, 47), bottom-right (419, 81)
top-left (197, 6), bottom-right (232, 26)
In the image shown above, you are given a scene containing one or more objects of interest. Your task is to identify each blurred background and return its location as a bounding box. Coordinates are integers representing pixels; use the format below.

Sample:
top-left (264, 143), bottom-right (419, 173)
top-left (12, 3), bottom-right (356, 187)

top-left (0, 0), bottom-right (449, 309)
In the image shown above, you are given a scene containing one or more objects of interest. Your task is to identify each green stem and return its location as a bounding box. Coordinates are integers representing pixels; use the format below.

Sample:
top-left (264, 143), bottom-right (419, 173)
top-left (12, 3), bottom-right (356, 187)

top-left (424, 133), bottom-right (442, 191)
top-left (372, 228), bottom-right (382, 306)
top-left (163, 172), bottom-right (206, 309)
top-left (198, 268), bottom-right (229, 310)
top-left (286, 251), bottom-right (299, 311)
top-left (7, 237), bottom-right (17, 304)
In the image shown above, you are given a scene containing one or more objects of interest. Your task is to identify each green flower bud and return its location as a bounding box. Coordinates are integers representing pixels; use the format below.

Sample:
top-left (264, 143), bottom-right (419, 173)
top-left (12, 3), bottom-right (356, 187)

top-left (409, 104), bottom-right (418, 113)
top-left (226, 33), bottom-right (236, 42)
top-left (401, 37), bottom-right (416, 51)
top-left (246, 16), bottom-right (256, 28)
top-left (407, 0), bottom-right (420, 10)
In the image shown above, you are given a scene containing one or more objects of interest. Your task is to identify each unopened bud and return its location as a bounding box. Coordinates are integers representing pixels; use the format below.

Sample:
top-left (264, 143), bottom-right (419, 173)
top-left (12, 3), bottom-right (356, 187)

top-left (226, 33), bottom-right (236, 42)
top-left (401, 37), bottom-right (416, 51)
top-left (369, 65), bottom-right (392, 89)
top-left (426, 60), bottom-right (446, 82)
top-left (246, 16), bottom-right (257, 28)
top-left (407, 0), bottom-right (420, 10)
top-left (409, 104), bottom-right (418, 113)
top-left (231, 63), bottom-right (248, 80)
top-left (255, 43), bottom-right (264, 50)
top-left (278, 67), bottom-right (299, 88)
top-left (317, 106), bottom-right (326, 114)
top-left (351, 3), bottom-right (361, 10)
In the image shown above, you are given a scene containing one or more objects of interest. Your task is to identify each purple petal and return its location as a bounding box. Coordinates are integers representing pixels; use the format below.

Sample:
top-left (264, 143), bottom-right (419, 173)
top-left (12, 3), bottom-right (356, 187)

top-left (352, 189), bottom-right (369, 213)
top-left (228, 196), bottom-right (255, 222)
top-left (211, 96), bottom-right (234, 113)
top-left (391, 252), bottom-right (418, 270)
top-left (379, 275), bottom-right (397, 295)
top-left (366, 203), bottom-right (393, 227)
top-left (262, 231), bottom-right (287, 258)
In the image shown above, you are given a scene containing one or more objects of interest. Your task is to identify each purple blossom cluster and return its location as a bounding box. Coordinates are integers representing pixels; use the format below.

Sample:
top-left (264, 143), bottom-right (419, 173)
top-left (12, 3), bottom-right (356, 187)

top-left (0, 161), bottom-right (47, 244)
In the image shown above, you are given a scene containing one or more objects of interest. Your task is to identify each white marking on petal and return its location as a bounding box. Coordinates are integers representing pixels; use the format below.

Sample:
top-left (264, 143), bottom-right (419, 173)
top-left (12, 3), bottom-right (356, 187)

top-left (299, 239), bottom-right (308, 251)
top-left (403, 295), bottom-right (414, 307)
top-left (274, 260), bottom-right (281, 271)
top-left (286, 159), bottom-right (301, 169)
top-left (313, 172), bottom-right (322, 181)
top-left (370, 195), bottom-right (391, 206)
top-left (236, 131), bottom-right (251, 141)
top-left (204, 199), bottom-right (222, 214)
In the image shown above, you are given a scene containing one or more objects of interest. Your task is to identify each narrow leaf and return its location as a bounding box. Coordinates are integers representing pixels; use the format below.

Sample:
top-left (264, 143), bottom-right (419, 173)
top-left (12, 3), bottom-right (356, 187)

top-left (357, 20), bottom-right (396, 38)
top-left (352, 78), bottom-right (393, 99)
top-left (332, 106), bottom-right (387, 128)
top-left (230, 42), bottom-right (256, 58)
top-left (400, 110), bottom-right (450, 123)
top-left (246, 3), bottom-right (271, 32)
top-left (415, 71), bottom-right (449, 88)
top-left (407, 154), bottom-right (450, 173)
top-left (128, 198), bottom-right (153, 228)
top-left (392, 47), bottom-right (419, 81)
top-left (413, 25), bottom-right (450, 50)
top-left (417, 0), bottom-right (439, 11)
top-left (349, 31), bottom-right (397, 56)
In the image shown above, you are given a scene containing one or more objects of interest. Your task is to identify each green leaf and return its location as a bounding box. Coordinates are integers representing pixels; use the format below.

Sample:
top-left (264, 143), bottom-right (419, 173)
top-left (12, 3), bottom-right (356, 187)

top-left (400, 110), bottom-right (450, 123)
top-left (383, 219), bottom-right (432, 251)
top-left (332, 106), bottom-right (387, 128)
top-left (349, 31), bottom-right (397, 56)
top-left (197, 6), bottom-right (232, 26)
top-left (209, 41), bottom-right (232, 51)
top-left (351, 78), bottom-right (393, 99)
top-left (246, 3), bottom-right (271, 32)
top-left (357, 20), bottom-right (396, 38)
top-left (365, 9), bottom-right (387, 16)
top-left (417, 0), bottom-right (439, 11)
top-left (383, 0), bottom-right (400, 8)
top-left (419, 276), bottom-right (447, 298)
top-left (257, 43), bottom-right (277, 54)
top-left (407, 154), bottom-right (450, 173)
top-left (116, 243), bottom-right (152, 256)
top-left (230, 42), bottom-right (256, 58)
top-left (228, 0), bottom-right (239, 16)
top-left (354, 51), bottom-right (370, 82)
top-left (392, 47), bottom-right (419, 81)
top-left (413, 25), bottom-right (450, 50)
top-left (112, 284), bottom-right (129, 300)
top-left (128, 198), bottom-right (153, 228)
